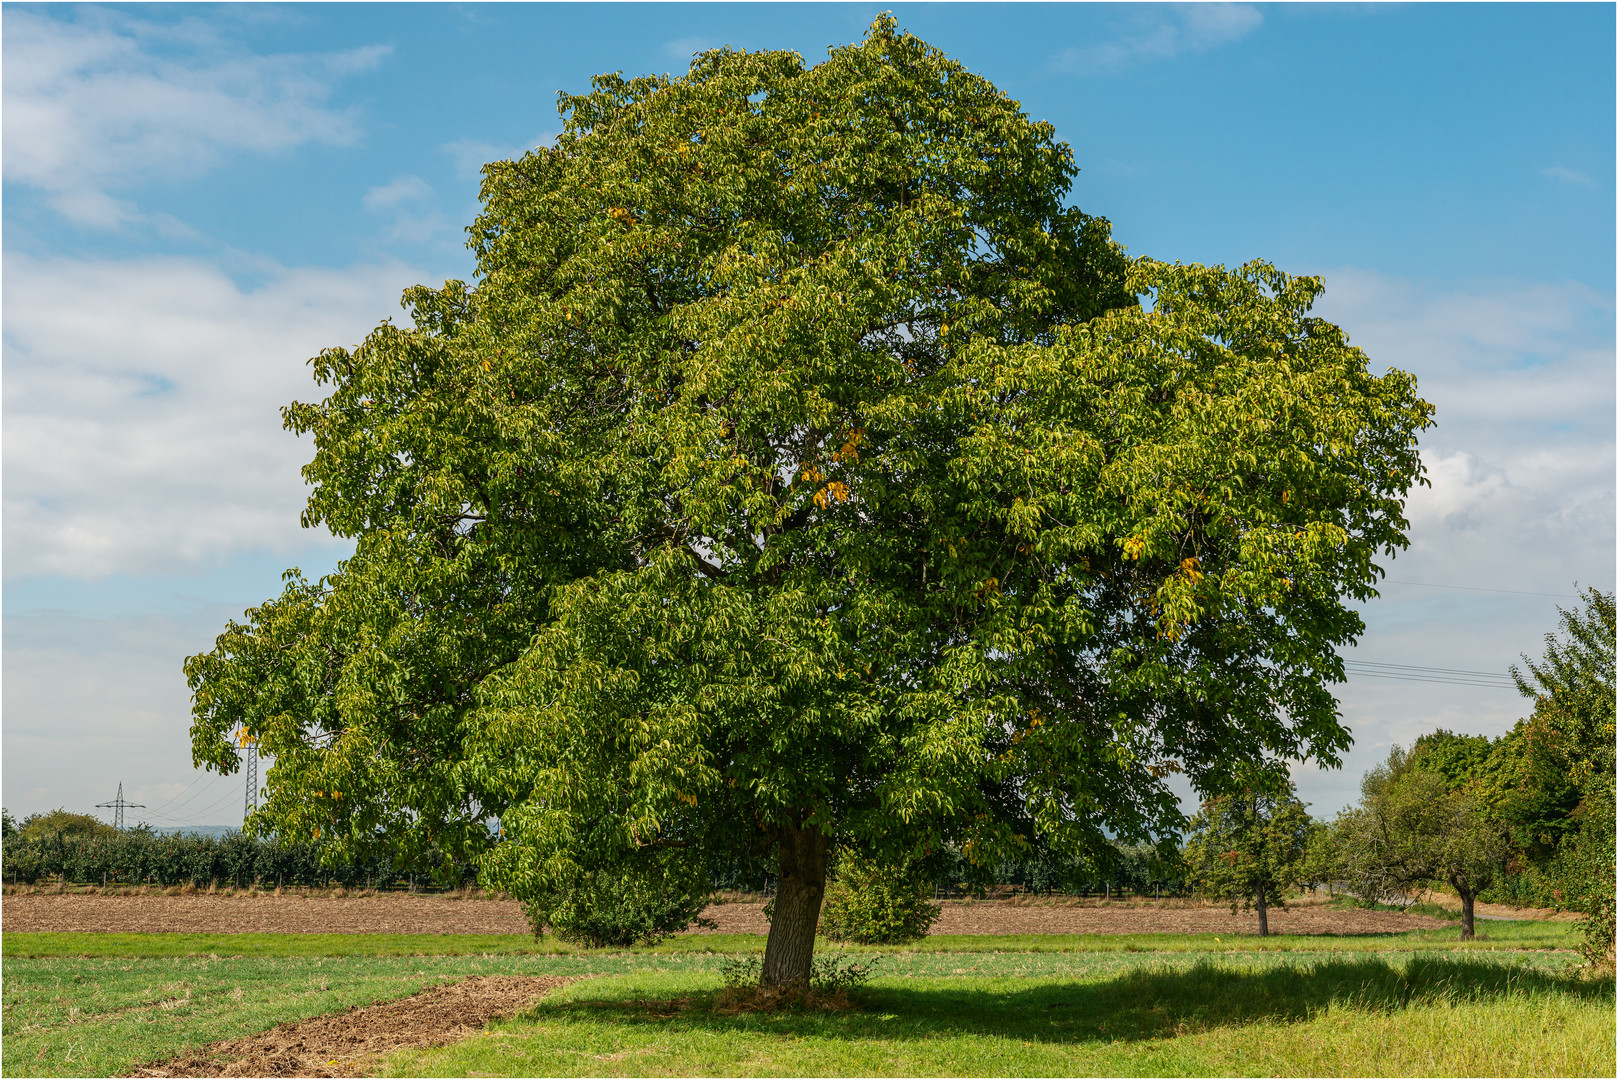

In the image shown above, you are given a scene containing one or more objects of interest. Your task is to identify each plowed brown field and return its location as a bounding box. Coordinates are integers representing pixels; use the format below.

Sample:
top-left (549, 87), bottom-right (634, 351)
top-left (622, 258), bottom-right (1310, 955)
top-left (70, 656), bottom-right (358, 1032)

top-left (1, 892), bottom-right (1446, 936)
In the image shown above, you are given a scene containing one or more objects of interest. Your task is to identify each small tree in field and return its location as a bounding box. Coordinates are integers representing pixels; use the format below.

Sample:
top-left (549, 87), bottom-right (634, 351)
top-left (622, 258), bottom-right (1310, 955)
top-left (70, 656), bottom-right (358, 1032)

top-left (186, 17), bottom-right (1432, 991)
top-left (1334, 746), bottom-right (1506, 939)
top-left (1183, 782), bottom-right (1314, 936)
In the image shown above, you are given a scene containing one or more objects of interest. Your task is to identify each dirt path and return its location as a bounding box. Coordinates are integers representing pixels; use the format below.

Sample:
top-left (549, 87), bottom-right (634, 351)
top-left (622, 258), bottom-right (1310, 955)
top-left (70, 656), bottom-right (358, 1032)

top-left (125, 975), bottom-right (572, 1077)
top-left (1410, 888), bottom-right (1578, 923)
top-left (2, 892), bottom-right (1450, 936)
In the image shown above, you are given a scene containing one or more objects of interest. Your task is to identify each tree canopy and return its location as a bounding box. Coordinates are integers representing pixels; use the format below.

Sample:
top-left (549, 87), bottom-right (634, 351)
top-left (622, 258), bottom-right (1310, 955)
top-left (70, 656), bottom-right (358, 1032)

top-left (187, 17), bottom-right (1432, 988)
top-left (8, 809), bottom-right (117, 843)
top-left (1333, 744), bottom-right (1507, 938)
top-left (1182, 778), bottom-right (1317, 937)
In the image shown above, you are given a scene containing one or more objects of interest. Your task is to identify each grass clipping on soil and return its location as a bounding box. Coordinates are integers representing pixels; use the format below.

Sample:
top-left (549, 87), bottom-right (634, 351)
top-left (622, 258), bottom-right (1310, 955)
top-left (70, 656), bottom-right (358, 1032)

top-left (125, 975), bottom-right (572, 1078)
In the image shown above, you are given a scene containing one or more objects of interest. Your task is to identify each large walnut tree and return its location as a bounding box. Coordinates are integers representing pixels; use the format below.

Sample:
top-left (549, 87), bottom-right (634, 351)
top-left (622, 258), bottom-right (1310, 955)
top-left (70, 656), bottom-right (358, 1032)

top-left (188, 17), bottom-right (1431, 989)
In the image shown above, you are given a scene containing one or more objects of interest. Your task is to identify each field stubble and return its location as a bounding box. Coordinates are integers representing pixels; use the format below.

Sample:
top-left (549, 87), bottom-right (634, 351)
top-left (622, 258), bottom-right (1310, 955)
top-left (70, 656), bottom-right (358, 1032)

top-left (1, 890), bottom-right (1450, 936)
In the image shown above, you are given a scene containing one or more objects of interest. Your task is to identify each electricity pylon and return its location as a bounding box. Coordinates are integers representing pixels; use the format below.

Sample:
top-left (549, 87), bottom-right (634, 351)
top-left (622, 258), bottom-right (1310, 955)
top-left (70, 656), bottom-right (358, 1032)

top-left (239, 728), bottom-right (259, 821)
top-left (96, 782), bottom-right (145, 831)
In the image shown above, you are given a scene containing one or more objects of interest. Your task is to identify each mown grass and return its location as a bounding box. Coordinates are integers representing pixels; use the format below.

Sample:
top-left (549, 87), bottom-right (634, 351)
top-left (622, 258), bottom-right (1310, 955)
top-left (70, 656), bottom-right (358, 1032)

top-left (385, 954), bottom-right (1614, 1078)
top-left (2, 936), bottom-right (1607, 1077)
top-left (1, 917), bottom-right (1579, 959)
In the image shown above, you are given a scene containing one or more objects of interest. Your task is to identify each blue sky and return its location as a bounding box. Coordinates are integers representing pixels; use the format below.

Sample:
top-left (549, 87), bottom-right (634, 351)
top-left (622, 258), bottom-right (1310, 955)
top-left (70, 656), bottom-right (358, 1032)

top-left (4, 2), bottom-right (1614, 828)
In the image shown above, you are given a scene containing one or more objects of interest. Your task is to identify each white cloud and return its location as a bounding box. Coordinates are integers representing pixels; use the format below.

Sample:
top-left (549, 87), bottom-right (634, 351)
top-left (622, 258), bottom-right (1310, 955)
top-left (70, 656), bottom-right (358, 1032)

top-left (441, 134), bottom-right (555, 181)
top-left (361, 175), bottom-right (448, 243)
top-left (1542, 165), bottom-right (1594, 186)
top-left (1293, 269), bottom-right (1616, 814)
top-left (362, 175), bottom-right (434, 212)
top-left (1, 7), bottom-right (388, 226)
top-left (1055, 3), bottom-right (1262, 74)
top-left (2, 252), bottom-right (427, 579)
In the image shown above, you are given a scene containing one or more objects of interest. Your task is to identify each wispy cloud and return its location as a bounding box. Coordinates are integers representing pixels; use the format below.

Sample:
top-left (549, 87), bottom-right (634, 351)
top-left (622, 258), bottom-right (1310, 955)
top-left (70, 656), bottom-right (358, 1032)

top-left (440, 133), bottom-right (555, 181)
top-left (1054, 3), bottom-right (1262, 75)
top-left (361, 175), bottom-right (449, 243)
top-left (664, 35), bottom-right (718, 61)
top-left (362, 175), bottom-right (433, 212)
top-left (1, 8), bottom-right (388, 228)
top-left (1541, 165), bottom-right (1594, 186)
top-left (2, 252), bottom-right (423, 579)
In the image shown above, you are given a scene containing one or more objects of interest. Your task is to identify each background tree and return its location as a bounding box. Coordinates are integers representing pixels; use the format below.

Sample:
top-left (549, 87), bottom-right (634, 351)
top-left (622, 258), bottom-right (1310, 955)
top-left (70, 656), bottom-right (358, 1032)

top-left (1333, 745), bottom-right (1507, 938)
top-left (187, 17), bottom-right (1431, 991)
top-left (1345, 590), bottom-right (1613, 956)
top-left (1508, 588), bottom-right (1615, 967)
top-left (1183, 778), bottom-right (1315, 936)
top-left (15, 810), bottom-right (117, 842)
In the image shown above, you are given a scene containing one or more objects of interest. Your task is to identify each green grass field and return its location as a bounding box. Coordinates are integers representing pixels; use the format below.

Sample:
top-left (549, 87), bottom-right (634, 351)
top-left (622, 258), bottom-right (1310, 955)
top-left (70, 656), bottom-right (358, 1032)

top-left (3, 924), bottom-right (1610, 1077)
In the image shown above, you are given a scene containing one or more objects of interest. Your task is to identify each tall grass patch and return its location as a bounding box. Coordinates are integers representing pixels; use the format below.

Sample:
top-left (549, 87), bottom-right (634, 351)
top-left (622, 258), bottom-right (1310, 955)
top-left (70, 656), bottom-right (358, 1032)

top-left (383, 951), bottom-right (1612, 1077)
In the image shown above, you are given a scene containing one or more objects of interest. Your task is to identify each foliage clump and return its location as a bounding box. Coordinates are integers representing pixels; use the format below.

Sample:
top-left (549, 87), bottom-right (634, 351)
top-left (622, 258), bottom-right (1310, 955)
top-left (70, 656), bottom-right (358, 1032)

top-left (520, 852), bottom-right (714, 948)
top-left (10, 810), bottom-right (116, 842)
top-left (817, 851), bottom-right (941, 945)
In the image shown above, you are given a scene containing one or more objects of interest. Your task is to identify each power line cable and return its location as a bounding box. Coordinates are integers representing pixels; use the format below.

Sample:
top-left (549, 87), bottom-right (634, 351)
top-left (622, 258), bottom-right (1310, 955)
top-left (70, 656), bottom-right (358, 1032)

top-left (1343, 660), bottom-right (1518, 689)
top-left (140, 786), bottom-right (242, 828)
top-left (140, 772), bottom-right (215, 816)
top-left (1348, 660), bottom-right (1516, 681)
top-left (1383, 579), bottom-right (1580, 600)
top-left (141, 774), bottom-right (225, 819)
top-left (1345, 669), bottom-right (1516, 689)
top-left (171, 788), bottom-right (244, 825)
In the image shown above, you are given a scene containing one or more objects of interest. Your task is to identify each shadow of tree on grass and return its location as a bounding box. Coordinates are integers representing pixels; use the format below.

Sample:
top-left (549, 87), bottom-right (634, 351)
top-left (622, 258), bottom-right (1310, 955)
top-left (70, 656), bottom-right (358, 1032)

top-left (545, 954), bottom-right (1612, 1046)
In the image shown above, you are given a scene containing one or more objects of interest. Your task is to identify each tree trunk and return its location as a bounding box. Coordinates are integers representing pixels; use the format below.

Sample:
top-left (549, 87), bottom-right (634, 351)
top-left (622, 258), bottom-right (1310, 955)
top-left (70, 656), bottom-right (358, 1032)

top-left (1255, 883), bottom-right (1269, 937)
top-left (760, 823), bottom-right (829, 992)
top-left (1459, 889), bottom-right (1476, 940)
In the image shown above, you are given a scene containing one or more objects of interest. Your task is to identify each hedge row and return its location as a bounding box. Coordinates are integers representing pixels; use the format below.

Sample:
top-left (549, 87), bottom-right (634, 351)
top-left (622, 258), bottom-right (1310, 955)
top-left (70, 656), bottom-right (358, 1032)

top-left (5, 830), bottom-right (1190, 897)
top-left (0, 830), bottom-right (476, 890)
top-left (711, 841), bottom-right (1193, 898)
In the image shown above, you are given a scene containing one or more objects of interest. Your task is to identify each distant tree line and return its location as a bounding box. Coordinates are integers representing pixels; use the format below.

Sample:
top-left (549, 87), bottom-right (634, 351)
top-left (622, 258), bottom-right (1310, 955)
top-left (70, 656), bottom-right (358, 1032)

top-left (4, 808), bottom-right (1191, 898)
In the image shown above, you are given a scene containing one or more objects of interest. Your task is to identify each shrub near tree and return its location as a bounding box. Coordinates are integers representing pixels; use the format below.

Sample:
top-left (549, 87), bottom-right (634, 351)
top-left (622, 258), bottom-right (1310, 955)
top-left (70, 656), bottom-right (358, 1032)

top-left (1183, 780), bottom-right (1315, 937)
top-left (185, 17), bottom-right (1432, 990)
top-left (818, 850), bottom-right (942, 945)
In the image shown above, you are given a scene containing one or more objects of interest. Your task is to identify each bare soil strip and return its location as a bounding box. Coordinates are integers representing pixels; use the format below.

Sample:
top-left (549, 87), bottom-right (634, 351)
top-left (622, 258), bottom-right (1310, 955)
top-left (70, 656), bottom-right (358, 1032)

top-left (125, 975), bottom-right (572, 1078)
top-left (701, 897), bottom-right (1447, 936)
top-left (2, 893), bottom-right (1451, 936)
top-left (3, 893), bottom-right (534, 934)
